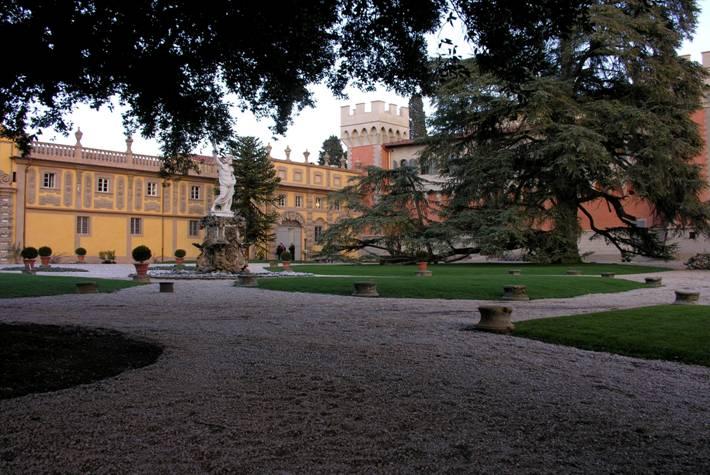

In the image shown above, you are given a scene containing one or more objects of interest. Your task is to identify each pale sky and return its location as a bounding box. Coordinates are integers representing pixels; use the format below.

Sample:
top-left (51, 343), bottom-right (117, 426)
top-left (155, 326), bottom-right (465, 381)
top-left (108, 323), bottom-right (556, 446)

top-left (38, 2), bottom-right (710, 161)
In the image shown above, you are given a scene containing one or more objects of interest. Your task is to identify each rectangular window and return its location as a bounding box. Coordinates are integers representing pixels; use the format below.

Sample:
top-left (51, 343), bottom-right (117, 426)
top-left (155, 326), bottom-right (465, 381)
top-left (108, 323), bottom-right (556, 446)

top-left (189, 220), bottom-right (200, 236)
top-left (76, 216), bottom-right (89, 235)
top-left (315, 197), bottom-right (322, 209)
top-left (278, 169), bottom-right (287, 180)
top-left (190, 185), bottom-right (201, 200)
top-left (130, 217), bottom-right (142, 235)
top-left (314, 174), bottom-right (322, 184)
top-left (277, 194), bottom-right (286, 207)
top-left (293, 171), bottom-right (303, 182)
top-left (97, 177), bottom-right (110, 193)
top-left (42, 172), bottom-right (56, 189)
top-left (314, 225), bottom-right (323, 243)
top-left (146, 182), bottom-right (158, 197)
top-left (331, 200), bottom-right (340, 211)
top-left (295, 195), bottom-right (303, 207)
top-left (334, 176), bottom-right (342, 187)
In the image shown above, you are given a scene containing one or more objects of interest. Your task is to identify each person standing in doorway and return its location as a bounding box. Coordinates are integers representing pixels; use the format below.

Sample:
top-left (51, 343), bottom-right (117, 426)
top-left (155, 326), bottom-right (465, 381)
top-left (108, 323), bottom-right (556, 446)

top-left (289, 243), bottom-right (296, 262)
top-left (276, 242), bottom-right (285, 260)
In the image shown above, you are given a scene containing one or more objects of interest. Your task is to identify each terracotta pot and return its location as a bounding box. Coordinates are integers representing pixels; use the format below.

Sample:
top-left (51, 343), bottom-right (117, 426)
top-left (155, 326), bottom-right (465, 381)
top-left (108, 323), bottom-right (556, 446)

top-left (417, 261), bottom-right (428, 272)
top-left (77, 255), bottom-right (85, 263)
top-left (134, 262), bottom-right (150, 280)
top-left (282, 261), bottom-right (291, 271)
top-left (175, 257), bottom-right (184, 265)
top-left (23, 258), bottom-right (36, 271)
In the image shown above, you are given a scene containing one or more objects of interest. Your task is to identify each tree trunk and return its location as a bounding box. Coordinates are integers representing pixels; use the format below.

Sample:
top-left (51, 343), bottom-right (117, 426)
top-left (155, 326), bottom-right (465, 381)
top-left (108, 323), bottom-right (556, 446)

top-left (552, 200), bottom-right (582, 264)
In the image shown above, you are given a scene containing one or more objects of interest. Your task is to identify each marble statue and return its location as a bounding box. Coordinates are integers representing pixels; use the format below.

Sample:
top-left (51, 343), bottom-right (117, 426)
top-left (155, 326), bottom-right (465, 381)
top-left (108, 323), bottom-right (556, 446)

top-left (211, 155), bottom-right (235, 216)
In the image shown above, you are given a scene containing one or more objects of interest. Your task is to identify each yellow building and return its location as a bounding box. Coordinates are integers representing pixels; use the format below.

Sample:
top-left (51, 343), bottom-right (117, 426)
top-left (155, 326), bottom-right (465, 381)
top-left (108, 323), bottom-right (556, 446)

top-left (0, 131), bottom-right (357, 264)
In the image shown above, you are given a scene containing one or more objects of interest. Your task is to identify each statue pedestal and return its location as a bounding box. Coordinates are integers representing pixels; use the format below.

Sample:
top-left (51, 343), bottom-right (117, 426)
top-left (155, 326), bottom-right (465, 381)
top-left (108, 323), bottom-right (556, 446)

top-left (195, 214), bottom-right (247, 273)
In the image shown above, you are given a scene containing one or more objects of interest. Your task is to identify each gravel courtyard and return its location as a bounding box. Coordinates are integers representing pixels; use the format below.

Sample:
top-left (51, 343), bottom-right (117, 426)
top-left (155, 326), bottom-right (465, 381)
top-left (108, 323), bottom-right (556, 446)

top-left (1, 271), bottom-right (709, 473)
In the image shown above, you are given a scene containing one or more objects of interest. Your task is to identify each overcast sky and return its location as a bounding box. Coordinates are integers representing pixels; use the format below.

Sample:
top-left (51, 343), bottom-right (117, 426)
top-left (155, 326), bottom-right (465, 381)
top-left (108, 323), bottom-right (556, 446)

top-left (38, 2), bottom-right (710, 161)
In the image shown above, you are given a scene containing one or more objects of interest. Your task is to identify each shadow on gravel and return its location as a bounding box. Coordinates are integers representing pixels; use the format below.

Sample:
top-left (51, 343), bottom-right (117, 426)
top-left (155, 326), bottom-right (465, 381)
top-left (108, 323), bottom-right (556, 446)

top-left (0, 323), bottom-right (162, 399)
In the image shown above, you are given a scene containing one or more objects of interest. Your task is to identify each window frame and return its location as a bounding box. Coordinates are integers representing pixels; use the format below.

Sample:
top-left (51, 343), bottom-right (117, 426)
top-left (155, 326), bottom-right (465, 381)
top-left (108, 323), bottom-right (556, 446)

top-left (42, 172), bottom-right (56, 189)
top-left (189, 185), bottom-right (201, 200)
top-left (129, 217), bottom-right (143, 236)
top-left (146, 181), bottom-right (158, 197)
top-left (76, 216), bottom-right (90, 235)
top-left (188, 219), bottom-right (200, 237)
top-left (96, 176), bottom-right (111, 193)
top-left (295, 195), bottom-right (303, 208)
top-left (277, 194), bottom-right (286, 207)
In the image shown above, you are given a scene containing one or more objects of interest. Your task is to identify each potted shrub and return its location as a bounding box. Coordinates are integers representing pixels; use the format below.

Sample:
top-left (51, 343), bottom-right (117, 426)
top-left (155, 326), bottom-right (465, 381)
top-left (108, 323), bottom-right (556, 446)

top-left (21, 246), bottom-right (38, 272)
top-left (415, 250), bottom-right (429, 272)
top-left (38, 246), bottom-right (53, 267)
top-left (174, 249), bottom-right (186, 265)
top-left (280, 250), bottom-right (292, 271)
top-left (132, 245), bottom-right (152, 281)
top-left (75, 247), bottom-right (87, 263)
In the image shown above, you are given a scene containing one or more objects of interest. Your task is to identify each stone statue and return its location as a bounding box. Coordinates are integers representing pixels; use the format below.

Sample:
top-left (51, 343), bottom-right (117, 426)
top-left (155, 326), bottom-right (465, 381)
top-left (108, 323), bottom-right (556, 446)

top-left (211, 155), bottom-right (235, 216)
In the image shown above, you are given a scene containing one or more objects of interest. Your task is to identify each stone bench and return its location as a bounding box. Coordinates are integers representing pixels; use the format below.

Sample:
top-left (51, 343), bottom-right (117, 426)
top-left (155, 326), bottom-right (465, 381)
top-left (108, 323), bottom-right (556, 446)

top-left (508, 269), bottom-right (521, 276)
top-left (352, 281), bottom-right (379, 297)
top-left (674, 290), bottom-right (699, 305)
top-left (236, 274), bottom-right (258, 288)
top-left (159, 282), bottom-right (174, 293)
top-left (415, 270), bottom-right (432, 277)
top-left (645, 277), bottom-right (662, 287)
top-left (600, 272), bottom-right (615, 278)
top-left (501, 284), bottom-right (529, 301)
top-left (476, 306), bottom-right (514, 333)
top-left (76, 282), bottom-right (98, 294)
top-left (566, 270), bottom-right (582, 276)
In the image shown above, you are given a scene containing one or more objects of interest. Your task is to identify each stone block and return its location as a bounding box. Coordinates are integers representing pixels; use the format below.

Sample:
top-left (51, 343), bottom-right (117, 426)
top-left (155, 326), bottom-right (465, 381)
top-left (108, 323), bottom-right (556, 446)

top-left (159, 282), bottom-right (174, 293)
top-left (674, 290), bottom-right (699, 304)
top-left (645, 277), bottom-right (662, 287)
top-left (476, 306), bottom-right (514, 333)
top-left (501, 284), bottom-right (529, 301)
top-left (76, 282), bottom-right (98, 294)
top-left (566, 270), bottom-right (582, 275)
top-left (352, 281), bottom-right (379, 297)
top-left (235, 274), bottom-right (258, 287)
top-left (601, 272), bottom-right (615, 278)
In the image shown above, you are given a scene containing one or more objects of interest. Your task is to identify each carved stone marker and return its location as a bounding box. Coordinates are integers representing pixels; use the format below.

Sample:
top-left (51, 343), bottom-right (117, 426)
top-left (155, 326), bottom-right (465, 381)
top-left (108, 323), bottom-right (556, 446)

top-left (508, 269), bottom-right (521, 276)
top-left (159, 282), bottom-right (174, 293)
top-left (352, 281), bottom-right (379, 297)
top-left (502, 284), bottom-right (529, 301)
top-left (674, 290), bottom-right (699, 304)
top-left (76, 282), bottom-right (98, 294)
top-left (476, 306), bottom-right (514, 333)
top-left (601, 272), bottom-right (615, 278)
top-left (236, 274), bottom-right (258, 287)
top-left (645, 277), bottom-right (662, 287)
top-left (566, 270), bottom-right (582, 275)
top-left (415, 270), bottom-right (432, 277)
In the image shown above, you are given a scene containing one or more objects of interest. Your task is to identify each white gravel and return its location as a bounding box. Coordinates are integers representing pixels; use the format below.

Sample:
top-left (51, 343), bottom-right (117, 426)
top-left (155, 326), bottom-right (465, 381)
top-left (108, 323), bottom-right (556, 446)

top-left (0, 270), bottom-right (709, 472)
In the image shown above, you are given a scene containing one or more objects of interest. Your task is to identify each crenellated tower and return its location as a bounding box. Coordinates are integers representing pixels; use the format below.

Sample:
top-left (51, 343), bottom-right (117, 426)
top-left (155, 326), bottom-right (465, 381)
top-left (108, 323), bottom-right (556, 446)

top-left (340, 101), bottom-right (409, 169)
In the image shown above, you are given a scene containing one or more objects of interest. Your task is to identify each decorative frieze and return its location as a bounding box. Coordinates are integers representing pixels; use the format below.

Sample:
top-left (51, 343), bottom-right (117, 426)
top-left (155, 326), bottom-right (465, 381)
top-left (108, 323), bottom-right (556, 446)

top-left (94, 198), bottom-right (113, 209)
top-left (179, 183), bottom-right (186, 213)
top-left (134, 178), bottom-right (143, 210)
top-left (144, 202), bottom-right (160, 212)
top-left (39, 194), bottom-right (61, 206)
top-left (83, 174), bottom-right (92, 208)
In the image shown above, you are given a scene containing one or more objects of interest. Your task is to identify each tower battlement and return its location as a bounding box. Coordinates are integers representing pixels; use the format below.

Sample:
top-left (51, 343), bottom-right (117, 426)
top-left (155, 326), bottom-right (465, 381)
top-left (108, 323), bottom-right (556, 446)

top-left (340, 101), bottom-right (409, 151)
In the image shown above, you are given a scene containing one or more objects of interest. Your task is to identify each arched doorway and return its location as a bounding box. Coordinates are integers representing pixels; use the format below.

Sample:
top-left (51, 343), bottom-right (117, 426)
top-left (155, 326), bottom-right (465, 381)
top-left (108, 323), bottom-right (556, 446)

top-left (276, 212), bottom-right (305, 261)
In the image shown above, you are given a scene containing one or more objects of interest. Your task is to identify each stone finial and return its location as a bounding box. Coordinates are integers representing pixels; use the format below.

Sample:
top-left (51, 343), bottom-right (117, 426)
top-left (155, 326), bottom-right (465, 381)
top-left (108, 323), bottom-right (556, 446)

top-left (74, 127), bottom-right (83, 146)
top-left (285, 145), bottom-right (291, 161)
top-left (126, 135), bottom-right (133, 153)
top-left (303, 149), bottom-right (310, 162)
top-left (266, 143), bottom-right (272, 158)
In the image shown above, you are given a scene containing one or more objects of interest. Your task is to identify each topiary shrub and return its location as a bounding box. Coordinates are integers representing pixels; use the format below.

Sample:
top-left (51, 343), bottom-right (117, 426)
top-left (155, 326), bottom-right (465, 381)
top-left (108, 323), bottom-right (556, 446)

top-left (21, 247), bottom-right (38, 259)
top-left (132, 245), bottom-right (152, 263)
top-left (685, 253), bottom-right (710, 270)
top-left (174, 249), bottom-right (186, 258)
top-left (75, 247), bottom-right (87, 256)
top-left (280, 250), bottom-right (292, 262)
top-left (38, 246), bottom-right (52, 257)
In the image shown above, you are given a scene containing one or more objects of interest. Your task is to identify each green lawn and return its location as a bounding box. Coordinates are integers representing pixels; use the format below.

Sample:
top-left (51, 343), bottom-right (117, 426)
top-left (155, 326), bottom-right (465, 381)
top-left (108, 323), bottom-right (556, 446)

top-left (0, 273), bottom-right (143, 298)
top-left (514, 305), bottom-right (710, 367)
top-left (288, 262), bottom-right (668, 276)
top-left (258, 263), bottom-right (665, 300)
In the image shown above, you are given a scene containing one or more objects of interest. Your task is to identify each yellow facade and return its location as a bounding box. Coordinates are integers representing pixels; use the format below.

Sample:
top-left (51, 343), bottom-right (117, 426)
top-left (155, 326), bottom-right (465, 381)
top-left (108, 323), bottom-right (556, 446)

top-left (0, 136), bottom-right (357, 263)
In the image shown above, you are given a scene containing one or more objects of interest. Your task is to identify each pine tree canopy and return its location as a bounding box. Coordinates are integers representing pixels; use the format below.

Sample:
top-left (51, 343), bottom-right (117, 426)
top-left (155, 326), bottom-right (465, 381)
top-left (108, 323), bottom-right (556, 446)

top-left (0, 1), bottom-right (588, 173)
top-left (424, 0), bottom-right (710, 263)
top-left (318, 135), bottom-right (346, 167)
top-left (227, 136), bottom-right (280, 253)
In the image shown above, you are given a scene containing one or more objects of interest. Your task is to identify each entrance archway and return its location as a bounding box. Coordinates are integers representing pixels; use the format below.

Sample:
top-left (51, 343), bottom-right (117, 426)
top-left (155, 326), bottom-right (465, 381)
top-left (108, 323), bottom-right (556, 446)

top-left (276, 212), bottom-right (305, 261)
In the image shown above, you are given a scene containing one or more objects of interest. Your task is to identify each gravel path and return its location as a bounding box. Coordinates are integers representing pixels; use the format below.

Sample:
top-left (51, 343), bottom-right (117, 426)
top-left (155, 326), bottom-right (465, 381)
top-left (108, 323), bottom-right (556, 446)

top-left (0, 271), bottom-right (709, 473)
